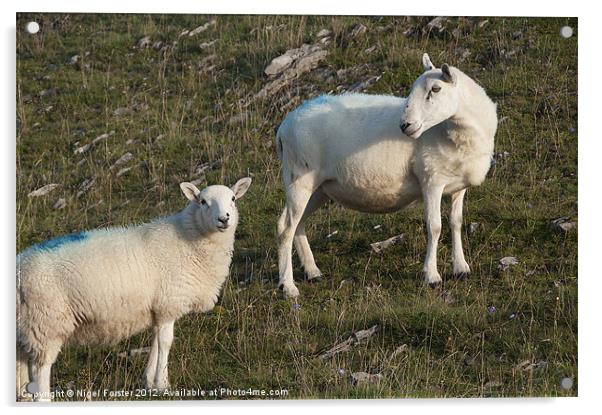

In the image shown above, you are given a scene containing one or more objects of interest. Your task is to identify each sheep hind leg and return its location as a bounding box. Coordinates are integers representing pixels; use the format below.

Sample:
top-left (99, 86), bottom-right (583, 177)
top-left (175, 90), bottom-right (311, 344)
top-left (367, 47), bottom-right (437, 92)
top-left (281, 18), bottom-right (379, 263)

top-left (143, 328), bottom-right (159, 389)
top-left (277, 180), bottom-right (316, 298)
top-left (450, 189), bottom-right (470, 279)
top-left (294, 188), bottom-right (329, 282)
top-left (16, 346), bottom-right (30, 401)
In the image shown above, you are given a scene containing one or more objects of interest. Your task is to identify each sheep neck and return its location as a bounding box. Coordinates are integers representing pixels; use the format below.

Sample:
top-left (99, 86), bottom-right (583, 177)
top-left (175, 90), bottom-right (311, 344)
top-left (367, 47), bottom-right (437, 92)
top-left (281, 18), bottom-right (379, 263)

top-left (443, 73), bottom-right (497, 155)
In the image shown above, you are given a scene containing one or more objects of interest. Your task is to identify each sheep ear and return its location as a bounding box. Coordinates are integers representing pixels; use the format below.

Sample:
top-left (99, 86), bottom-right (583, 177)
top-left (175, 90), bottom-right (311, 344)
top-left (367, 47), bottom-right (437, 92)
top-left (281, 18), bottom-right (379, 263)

top-left (231, 177), bottom-right (252, 199)
top-left (422, 53), bottom-right (434, 71)
top-left (180, 182), bottom-right (201, 202)
top-left (441, 63), bottom-right (456, 84)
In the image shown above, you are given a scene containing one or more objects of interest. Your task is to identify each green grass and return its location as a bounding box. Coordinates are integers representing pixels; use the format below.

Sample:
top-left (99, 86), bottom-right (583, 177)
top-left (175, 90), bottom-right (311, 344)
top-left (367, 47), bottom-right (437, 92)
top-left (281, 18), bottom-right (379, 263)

top-left (16, 14), bottom-right (577, 399)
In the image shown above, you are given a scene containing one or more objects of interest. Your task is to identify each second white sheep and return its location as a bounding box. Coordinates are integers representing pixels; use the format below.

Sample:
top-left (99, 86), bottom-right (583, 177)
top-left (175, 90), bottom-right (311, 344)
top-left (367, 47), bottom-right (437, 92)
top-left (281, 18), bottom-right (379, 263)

top-left (17, 177), bottom-right (252, 401)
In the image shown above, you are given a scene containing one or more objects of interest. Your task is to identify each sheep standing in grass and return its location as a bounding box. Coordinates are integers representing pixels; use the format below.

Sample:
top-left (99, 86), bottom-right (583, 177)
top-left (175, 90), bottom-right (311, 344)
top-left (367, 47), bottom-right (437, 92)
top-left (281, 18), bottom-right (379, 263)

top-left (275, 53), bottom-right (497, 298)
top-left (17, 178), bottom-right (252, 401)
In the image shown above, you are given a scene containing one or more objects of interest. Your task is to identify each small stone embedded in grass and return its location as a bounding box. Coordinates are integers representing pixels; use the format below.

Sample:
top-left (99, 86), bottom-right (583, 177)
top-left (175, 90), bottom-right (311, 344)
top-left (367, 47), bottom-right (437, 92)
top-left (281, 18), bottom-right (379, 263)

top-left (550, 216), bottom-right (577, 233)
top-left (53, 198), bottom-right (66, 210)
top-left (199, 39), bottom-right (217, 50)
top-left (110, 152), bottom-right (134, 170)
top-left (39, 87), bottom-right (59, 98)
top-left (363, 45), bottom-right (377, 54)
top-left (136, 36), bottom-right (152, 48)
top-left (370, 234), bottom-right (405, 254)
top-left (317, 28), bottom-right (332, 38)
top-left (478, 19), bottom-right (490, 28)
top-left (76, 177), bottom-right (95, 197)
top-left (350, 371), bottom-right (383, 385)
top-left (348, 23), bottom-right (367, 37)
top-left (424, 17), bottom-right (448, 35)
top-left (28, 183), bottom-right (61, 198)
top-left (319, 325), bottom-right (378, 359)
top-left (189, 177), bottom-right (205, 187)
top-left (487, 305), bottom-right (497, 314)
top-left (117, 346), bottom-right (151, 358)
top-left (73, 143), bottom-right (91, 155)
top-left (113, 107), bottom-right (130, 116)
top-left (498, 256), bottom-right (519, 271)
top-left (188, 20), bottom-right (216, 37)
top-left (390, 344), bottom-right (409, 358)
top-left (469, 222), bottom-right (480, 234)
top-left (116, 166), bottom-right (136, 178)
top-left (484, 380), bottom-right (503, 388)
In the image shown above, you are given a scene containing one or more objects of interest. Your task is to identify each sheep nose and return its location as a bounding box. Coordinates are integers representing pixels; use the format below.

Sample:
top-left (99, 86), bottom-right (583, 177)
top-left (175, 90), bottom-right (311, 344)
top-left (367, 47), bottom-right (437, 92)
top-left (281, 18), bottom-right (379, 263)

top-left (400, 122), bottom-right (412, 132)
top-left (218, 215), bottom-right (229, 224)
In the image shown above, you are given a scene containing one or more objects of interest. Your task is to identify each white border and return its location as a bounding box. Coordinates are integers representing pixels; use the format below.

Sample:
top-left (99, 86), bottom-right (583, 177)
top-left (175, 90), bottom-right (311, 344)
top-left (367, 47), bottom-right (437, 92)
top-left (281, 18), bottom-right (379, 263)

top-left (2, 1), bottom-right (596, 414)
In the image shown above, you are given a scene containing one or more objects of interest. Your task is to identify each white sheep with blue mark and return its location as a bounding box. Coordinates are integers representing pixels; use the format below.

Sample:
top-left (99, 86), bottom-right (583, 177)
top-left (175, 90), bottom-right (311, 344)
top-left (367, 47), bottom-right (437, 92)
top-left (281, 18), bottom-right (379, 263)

top-left (16, 178), bottom-right (252, 401)
top-left (275, 53), bottom-right (497, 297)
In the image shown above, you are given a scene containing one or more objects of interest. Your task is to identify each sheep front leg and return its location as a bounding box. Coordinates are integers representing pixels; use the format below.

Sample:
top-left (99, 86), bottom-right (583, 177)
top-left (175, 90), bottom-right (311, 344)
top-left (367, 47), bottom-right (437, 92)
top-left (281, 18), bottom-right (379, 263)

top-left (423, 185), bottom-right (445, 287)
top-left (143, 329), bottom-right (159, 389)
top-left (153, 320), bottom-right (174, 391)
top-left (450, 189), bottom-right (470, 278)
top-left (30, 362), bottom-right (52, 402)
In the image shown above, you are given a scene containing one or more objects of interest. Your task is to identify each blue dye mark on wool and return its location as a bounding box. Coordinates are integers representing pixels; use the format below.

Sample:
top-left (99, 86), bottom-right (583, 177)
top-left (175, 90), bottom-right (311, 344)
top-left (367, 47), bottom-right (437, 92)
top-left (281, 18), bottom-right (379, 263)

top-left (297, 94), bottom-right (330, 112)
top-left (33, 231), bottom-right (88, 251)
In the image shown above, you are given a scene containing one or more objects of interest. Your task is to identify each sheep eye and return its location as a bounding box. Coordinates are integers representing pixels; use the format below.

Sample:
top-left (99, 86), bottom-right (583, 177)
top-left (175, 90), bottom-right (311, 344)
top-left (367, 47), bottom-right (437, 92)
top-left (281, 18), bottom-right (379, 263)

top-left (431, 85), bottom-right (441, 93)
top-left (200, 199), bottom-right (207, 206)
top-left (232, 196), bottom-right (236, 202)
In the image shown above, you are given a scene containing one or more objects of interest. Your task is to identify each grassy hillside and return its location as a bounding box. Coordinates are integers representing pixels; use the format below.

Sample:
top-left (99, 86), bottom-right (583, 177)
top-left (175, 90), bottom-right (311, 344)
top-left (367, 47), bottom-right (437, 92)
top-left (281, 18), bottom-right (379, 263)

top-left (16, 14), bottom-right (577, 399)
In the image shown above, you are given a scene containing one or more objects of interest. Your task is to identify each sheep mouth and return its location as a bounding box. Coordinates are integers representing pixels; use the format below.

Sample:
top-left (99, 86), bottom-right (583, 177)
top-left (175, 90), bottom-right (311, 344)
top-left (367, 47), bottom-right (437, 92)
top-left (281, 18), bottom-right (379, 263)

top-left (216, 224), bottom-right (230, 232)
top-left (403, 124), bottom-right (423, 138)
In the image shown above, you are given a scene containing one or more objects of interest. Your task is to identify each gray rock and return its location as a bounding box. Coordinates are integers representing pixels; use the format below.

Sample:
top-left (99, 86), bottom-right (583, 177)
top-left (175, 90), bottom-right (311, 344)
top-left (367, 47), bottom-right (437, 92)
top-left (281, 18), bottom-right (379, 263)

top-left (91, 130), bottom-right (115, 144)
top-left (550, 216), bottom-right (577, 233)
top-left (28, 184), bottom-right (61, 198)
top-left (425, 17), bottom-right (448, 34)
top-left (320, 325), bottom-right (378, 359)
top-left (370, 234), bottom-right (405, 254)
top-left (113, 107), bottom-right (130, 116)
top-left (199, 39), bottom-right (217, 49)
top-left (469, 222), bottom-right (480, 234)
top-left (53, 198), bottom-right (67, 210)
top-left (349, 23), bottom-right (367, 37)
top-left (110, 152), bottom-right (134, 170)
top-left (350, 372), bottom-right (383, 385)
top-left (316, 28), bottom-right (332, 38)
top-left (39, 88), bottom-right (59, 98)
top-left (137, 36), bottom-right (152, 48)
top-left (188, 20), bottom-right (216, 37)
top-left (499, 256), bottom-right (519, 271)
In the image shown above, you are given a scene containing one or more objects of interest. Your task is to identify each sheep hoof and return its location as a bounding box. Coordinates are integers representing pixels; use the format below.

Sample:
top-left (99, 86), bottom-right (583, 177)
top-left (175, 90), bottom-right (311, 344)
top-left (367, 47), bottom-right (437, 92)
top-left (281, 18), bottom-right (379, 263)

top-left (278, 282), bottom-right (300, 298)
top-left (306, 272), bottom-right (323, 283)
top-left (428, 281), bottom-right (442, 289)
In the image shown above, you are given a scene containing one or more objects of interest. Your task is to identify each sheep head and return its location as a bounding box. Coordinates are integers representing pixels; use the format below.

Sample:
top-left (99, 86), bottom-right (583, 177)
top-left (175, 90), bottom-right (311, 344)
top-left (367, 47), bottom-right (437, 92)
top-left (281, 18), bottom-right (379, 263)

top-left (399, 53), bottom-right (459, 139)
top-left (180, 177), bottom-right (252, 233)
